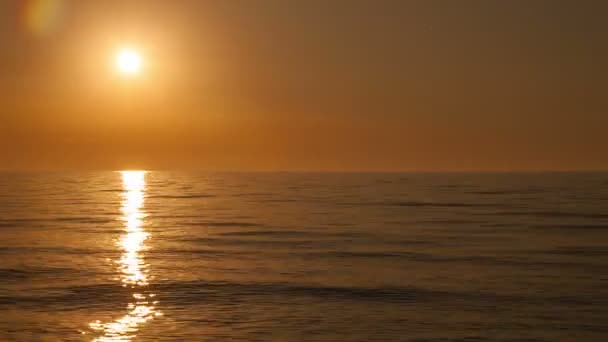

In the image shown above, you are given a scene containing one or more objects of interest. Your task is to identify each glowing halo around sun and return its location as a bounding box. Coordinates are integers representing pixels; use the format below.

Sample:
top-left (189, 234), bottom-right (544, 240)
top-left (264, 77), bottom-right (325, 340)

top-left (116, 48), bottom-right (143, 75)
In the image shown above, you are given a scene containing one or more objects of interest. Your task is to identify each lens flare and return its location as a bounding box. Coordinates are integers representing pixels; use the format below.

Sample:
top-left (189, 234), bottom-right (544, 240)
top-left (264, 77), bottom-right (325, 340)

top-left (22, 0), bottom-right (66, 36)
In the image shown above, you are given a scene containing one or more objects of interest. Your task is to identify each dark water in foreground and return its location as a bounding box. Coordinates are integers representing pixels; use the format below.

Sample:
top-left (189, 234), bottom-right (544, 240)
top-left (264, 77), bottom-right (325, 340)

top-left (0, 172), bottom-right (607, 341)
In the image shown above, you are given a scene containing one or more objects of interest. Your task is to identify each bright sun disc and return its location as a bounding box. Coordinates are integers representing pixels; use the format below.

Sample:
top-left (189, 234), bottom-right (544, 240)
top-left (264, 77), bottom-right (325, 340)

top-left (117, 49), bottom-right (142, 74)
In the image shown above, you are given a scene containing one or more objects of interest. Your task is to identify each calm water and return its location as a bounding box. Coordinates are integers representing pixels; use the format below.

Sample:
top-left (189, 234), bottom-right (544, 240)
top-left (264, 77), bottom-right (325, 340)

top-left (0, 172), bottom-right (607, 341)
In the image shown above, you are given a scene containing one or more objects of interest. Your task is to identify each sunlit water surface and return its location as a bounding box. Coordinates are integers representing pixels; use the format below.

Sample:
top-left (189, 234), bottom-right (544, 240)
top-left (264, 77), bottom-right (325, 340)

top-left (88, 171), bottom-right (160, 341)
top-left (0, 172), bottom-right (607, 341)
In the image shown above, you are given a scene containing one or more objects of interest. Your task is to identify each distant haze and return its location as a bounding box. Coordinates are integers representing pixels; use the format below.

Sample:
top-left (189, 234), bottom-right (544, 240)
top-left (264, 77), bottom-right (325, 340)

top-left (1, 0), bottom-right (607, 171)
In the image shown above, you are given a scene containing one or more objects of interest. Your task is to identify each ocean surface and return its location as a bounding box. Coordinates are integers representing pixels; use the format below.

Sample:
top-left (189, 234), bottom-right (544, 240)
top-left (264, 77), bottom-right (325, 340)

top-left (0, 171), bottom-right (607, 341)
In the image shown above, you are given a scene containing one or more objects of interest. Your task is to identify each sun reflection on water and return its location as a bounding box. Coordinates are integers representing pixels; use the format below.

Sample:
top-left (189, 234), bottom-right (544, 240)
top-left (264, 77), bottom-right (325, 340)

top-left (88, 171), bottom-right (161, 341)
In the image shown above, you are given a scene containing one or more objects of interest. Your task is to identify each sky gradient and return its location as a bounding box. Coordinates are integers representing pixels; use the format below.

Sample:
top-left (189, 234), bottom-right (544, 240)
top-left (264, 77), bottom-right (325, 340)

top-left (1, 0), bottom-right (607, 171)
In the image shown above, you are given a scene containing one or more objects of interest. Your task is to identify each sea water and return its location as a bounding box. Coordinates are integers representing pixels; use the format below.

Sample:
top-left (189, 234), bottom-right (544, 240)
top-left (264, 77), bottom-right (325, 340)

top-left (0, 171), bottom-right (607, 341)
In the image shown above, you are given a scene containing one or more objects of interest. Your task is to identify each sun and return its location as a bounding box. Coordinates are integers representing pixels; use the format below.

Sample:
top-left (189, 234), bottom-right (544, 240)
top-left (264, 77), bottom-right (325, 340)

top-left (116, 48), bottom-right (142, 75)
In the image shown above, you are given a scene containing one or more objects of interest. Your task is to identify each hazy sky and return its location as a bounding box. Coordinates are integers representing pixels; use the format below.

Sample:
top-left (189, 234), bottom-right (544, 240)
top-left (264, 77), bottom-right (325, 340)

top-left (1, 0), bottom-right (607, 171)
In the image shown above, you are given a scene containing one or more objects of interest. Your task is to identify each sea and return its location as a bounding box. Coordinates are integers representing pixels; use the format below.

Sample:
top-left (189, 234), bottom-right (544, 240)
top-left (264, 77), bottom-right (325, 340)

top-left (0, 171), bottom-right (607, 341)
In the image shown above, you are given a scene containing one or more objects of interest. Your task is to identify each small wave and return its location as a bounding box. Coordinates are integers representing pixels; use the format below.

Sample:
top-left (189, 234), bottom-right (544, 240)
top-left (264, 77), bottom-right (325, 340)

top-left (350, 201), bottom-right (498, 208)
top-left (218, 230), bottom-right (317, 237)
top-left (408, 337), bottom-right (492, 342)
top-left (151, 214), bottom-right (207, 219)
top-left (179, 237), bottom-right (317, 248)
top-left (0, 246), bottom-right (117, 255)
top-left (321, 251), bottom-right (407, 258)
top-left (232, 192), bottom-right (273, 197)
top-left (180, 221), bottom-right (266, 228)
top-left (98, 189), bottom-right (123, 193)
top-left (53, 217), bottom-right (115, 224)
top-left (0, 283), bottom-right (136, 311)
top-left (466, 187), bottom-right (550, 195)
top-left (4, 279), bottom-right (594, 313)
top-left (536, 247), bottom-right (608, 257)
top-left (531, 224), bottom-right (608, 230)
top-left (416, 219), bottom-right (484, 225)
top-left (0, 266), bottom-right (93, 280)
top-left (437, 184), bottom-right (475, 189)
top-left (217, 230), bottom-right (365, 238)
top-left (0, 268), bottom-right (30, 279)
top-left (258, 198), bottom-right (299, 203)
top-left (0, 217), bottom-right (117, 225)
top-left (302, 251), bottom-right (606, 270)
top-left (147, 248), bottom-right (252, 259)
top-left (1, 281), bottom-right (423, 310)
top-left (0, 218), bottom-right (48, 224)
top-left (479, 211), bottom-right (608, 219)
top-left (76, 228), bottom-right (126, 234)
top-left (148, 194), bottom-right (215, 199)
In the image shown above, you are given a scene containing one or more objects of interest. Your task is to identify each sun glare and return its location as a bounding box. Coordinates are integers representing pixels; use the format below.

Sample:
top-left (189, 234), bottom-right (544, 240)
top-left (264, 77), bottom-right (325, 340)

top-left (116, 49), bottom-right (142, 75)
top-left (88, 170), bottom-right (161, 340)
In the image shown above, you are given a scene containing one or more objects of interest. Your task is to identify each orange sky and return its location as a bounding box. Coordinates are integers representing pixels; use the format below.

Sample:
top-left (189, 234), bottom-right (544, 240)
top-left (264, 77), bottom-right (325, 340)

top-left (1, 0), bottom-right (607, 171)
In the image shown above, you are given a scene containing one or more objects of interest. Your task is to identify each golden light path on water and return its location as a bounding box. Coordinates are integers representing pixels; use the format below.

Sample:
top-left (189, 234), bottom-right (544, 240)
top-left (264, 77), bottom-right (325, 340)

top-left (88, 171), bottom-right (161, 341)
